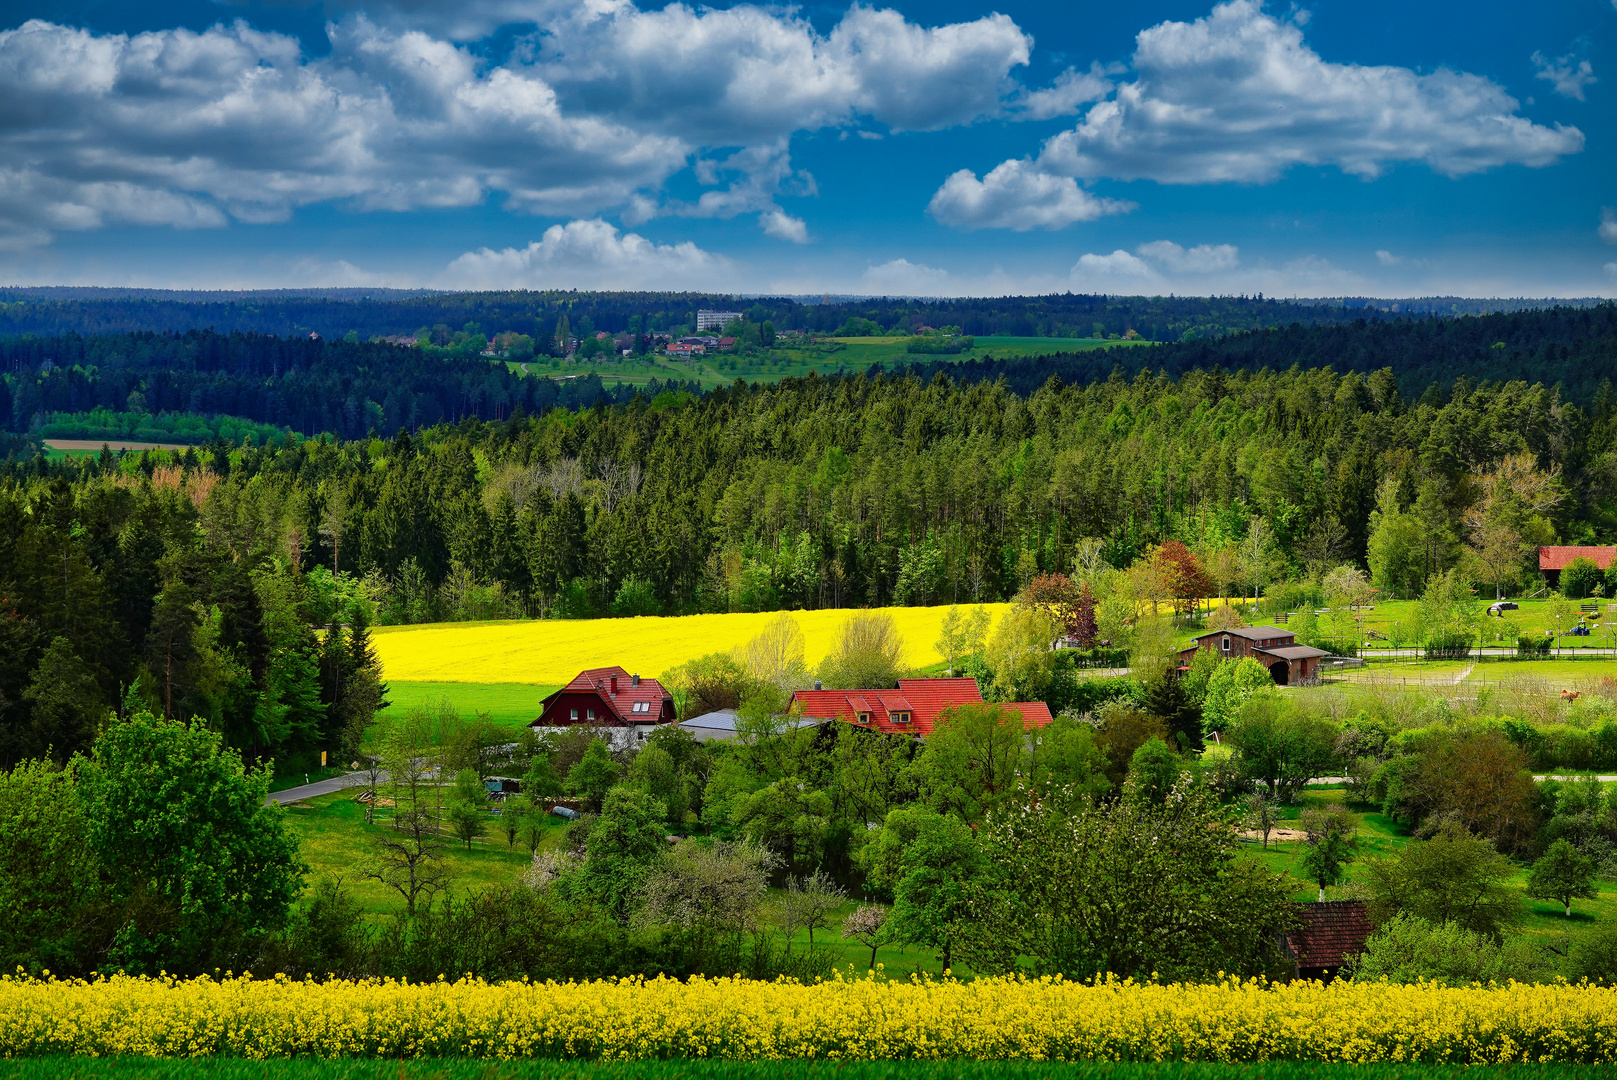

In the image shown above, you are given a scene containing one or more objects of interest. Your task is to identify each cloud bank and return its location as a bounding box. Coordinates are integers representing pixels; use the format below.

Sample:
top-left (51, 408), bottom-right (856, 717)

top-left (933, 0), bottom-right (1584, 231)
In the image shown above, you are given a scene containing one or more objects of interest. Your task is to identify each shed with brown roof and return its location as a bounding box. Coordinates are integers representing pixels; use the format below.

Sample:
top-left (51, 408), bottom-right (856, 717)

top-left (1283, 900), bottom-right (1372, 983)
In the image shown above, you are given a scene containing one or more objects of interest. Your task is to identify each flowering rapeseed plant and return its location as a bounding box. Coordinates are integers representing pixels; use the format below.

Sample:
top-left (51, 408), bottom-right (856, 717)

top-left (2, 972), bottom-right (1616, 1062)
top-left (369, 605), bottom-right (1011, 685)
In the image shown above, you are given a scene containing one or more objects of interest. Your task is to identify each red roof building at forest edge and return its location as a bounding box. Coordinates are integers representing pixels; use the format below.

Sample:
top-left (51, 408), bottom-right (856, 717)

top-left (791, 677), bottom-right (1052, 738)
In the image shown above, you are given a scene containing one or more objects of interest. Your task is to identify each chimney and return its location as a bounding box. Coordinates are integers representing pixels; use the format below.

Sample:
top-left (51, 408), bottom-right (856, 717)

top-left (813, 679), bottom-right (822, 691)
top-left (610, 675), bottom-right (618, 695)
top-left (632, 673), bottom-right (641, 687)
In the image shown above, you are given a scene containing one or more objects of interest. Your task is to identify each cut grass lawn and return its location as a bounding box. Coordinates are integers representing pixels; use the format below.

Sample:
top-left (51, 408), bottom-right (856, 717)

top-left (283, 790), bottom-right (547, 915)
top-left (382, 681), bottom-right (559, 731)
top-left (9, 1063), bottom-right (1617, 1080)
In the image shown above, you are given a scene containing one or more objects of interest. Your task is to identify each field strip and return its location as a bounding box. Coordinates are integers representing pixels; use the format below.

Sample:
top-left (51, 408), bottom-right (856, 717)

top-left (371, 604), bottom-right (1011, 684)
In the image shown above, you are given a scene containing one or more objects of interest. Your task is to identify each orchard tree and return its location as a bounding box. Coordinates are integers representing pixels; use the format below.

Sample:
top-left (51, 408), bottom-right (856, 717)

top-left (861, 805), bottom-right (988, 970)
top-left (1527, 839), bottom-right (1598, 917)
top-left (1299, 804), bottom-right (1360, 901)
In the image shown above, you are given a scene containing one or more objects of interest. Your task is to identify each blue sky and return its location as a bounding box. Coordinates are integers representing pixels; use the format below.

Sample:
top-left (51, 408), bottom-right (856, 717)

top-left (0, 0), bottom-right (1610, 296)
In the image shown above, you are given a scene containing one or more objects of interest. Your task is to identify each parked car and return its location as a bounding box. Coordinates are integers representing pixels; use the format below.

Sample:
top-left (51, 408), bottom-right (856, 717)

top-left (1486, 601), bottom-right (1519, 616)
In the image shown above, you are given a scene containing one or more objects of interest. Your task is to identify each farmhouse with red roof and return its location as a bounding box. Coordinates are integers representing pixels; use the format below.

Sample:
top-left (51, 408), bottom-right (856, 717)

top-left (790, 677), bottom-right (1052, 738)
top-left (1539, 546), bottom-right (1617, 590)
top-left (530, 666), bottom-right (675, 747)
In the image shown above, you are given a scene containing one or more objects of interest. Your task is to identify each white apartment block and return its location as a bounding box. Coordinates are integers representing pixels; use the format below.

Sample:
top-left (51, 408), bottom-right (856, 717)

top-left (696, 310), bottom-right (743, 332)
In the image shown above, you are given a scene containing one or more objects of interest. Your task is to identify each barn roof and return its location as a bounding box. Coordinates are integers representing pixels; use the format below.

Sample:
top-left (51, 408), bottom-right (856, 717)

top-left (1539, 546), bottom-right (1617, 571)
top-left (1285, 901), bottom-right (1372, 971)
top-left (1192, 626), bottom-right (1291, 642)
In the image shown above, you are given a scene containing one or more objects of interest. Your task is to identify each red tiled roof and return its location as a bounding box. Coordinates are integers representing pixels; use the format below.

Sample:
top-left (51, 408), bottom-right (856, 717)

top-left (791, 677), bottom-right (1053, 737)
top-left (539, 666), bottom-right (672, 726)
top-left (1540, 546), bottom-right (1617, 571)
top-left (1285, 901), bottom-right (1372, 970)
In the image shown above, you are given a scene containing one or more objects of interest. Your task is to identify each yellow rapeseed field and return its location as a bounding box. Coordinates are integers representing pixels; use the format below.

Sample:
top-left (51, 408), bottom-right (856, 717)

top-left (370, 605), bottom-right (1012, 685)
top-left (2, 973), bottom-right (1616, 1062)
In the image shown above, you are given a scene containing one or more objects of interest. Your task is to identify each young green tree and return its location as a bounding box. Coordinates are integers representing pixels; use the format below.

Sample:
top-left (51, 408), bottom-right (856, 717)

top-left (571, 787), bottom-right (668, 921)
top-left (447, 768), bottom-right (488, 849)
top-left (910, 703), bottom-right (1035, 824)
top-left (818, 611), bottom-right (905, 689)
top-left (1123, 737), bottom-right (1182, 805)
top-left (78, 711), bottom-right (304, 973)
top-left (1299, 804), bottom-right (1360, 901)
top-left (958, 777), bottom-right (1294, 981)
top-left (772, 869), bottom-right (846, 949)
top-left (1526, 838), bottom-right (1599, 917)
top-left (0, 758), bottom-right (104, 973)
top-left (362, 709), bottom-right (450, 916)
top-left (1363, 819), bottom-right (1522, 937)
top-left (567, 739), bottom-right (619, 814)
top-left (861, 804), bottom-right (987, 971)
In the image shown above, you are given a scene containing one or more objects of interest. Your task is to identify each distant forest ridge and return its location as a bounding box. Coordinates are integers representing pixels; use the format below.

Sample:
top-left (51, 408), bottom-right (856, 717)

top-left (905, 302), bottom-right (1617, 404)
top-left (2, 288), bottom-right (1609, 344)
top-left (0, 301), bottom-right (1615, 443)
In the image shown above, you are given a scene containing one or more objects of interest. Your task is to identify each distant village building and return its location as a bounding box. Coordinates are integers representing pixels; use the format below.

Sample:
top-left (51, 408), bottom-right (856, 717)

top-left (1179, 626), bottom-right (1328, 686)
top-left (696, 310), bottom-right (743, 332)
top-left (1538, 546), bottom-right (1616, 590)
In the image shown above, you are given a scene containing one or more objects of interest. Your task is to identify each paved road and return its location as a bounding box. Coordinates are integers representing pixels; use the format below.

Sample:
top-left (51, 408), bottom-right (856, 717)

top-left (265, 770), bottom-right (384, 806)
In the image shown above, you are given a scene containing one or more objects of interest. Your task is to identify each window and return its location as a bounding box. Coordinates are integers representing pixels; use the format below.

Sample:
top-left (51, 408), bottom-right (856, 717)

top-left (1221, 636), bottom-right (1231, 652)
top-left (856, 712), bottom-right (870, 724)
top-left (632, 701), bottom-right (649, 714)
top-left (586, 708), bottom-right (595, 720)
top-left (892, 711), bottom-right (911, 724)
top-left (569, 708), bottom-right (578, 721)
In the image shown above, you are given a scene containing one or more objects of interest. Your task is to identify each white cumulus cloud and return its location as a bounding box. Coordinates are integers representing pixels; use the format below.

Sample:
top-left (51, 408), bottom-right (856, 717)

top-left (1603, 209), bottom-right (1617, 245)
top-left (935, 0), bottom-right (1584, 229)
top-left (0, 3), bottom-right (1039, 247)
top-left (861, 258), bottom-right (951, 294)
top-left (439, 218), bottom-right (734, 291)
top-left (928, 159), bottom-right (1135, 231)
top-left (1135, 240), bottom-right (1239, 274)
top-left (1533, 51), bottom-right (1596, 101)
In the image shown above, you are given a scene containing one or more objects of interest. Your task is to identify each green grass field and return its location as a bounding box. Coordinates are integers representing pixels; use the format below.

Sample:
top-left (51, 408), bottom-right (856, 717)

top-left (381, 681), bottom-right (559, 730)
top-left (510, 336), bottom-right (1152, 390)
top-left (7, 1060), bottom-right (1617, 1080)
top-left (1246, 788), bottom-right (1617, 947)
top-left (284, 789), bottom-right (546, 914)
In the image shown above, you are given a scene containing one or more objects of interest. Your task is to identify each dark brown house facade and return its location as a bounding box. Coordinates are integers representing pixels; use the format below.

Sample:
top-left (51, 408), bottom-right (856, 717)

top-left (1179, 625), bottom-right (1330, 685)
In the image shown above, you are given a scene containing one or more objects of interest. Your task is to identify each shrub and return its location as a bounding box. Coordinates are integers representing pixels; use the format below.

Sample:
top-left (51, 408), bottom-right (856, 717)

top-left (1348, 914), bottom-right (1557, 985)
top-left (1561, 558), bottom-right (1602, 600)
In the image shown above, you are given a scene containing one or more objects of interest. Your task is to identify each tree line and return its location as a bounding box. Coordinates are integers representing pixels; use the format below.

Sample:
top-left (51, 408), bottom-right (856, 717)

top-left (0, 291), bottom-right (1403, 345)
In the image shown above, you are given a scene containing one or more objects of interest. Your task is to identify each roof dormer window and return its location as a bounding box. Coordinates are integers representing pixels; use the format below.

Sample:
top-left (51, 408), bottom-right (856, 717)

top-left (856, 712), bottom-right (870, 724)
top-left (891, 711), bottom-right (911, 724)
